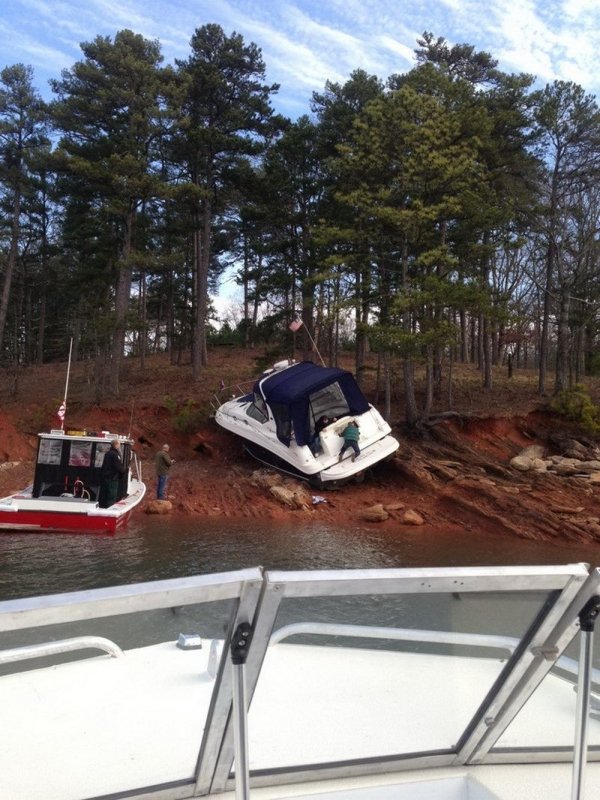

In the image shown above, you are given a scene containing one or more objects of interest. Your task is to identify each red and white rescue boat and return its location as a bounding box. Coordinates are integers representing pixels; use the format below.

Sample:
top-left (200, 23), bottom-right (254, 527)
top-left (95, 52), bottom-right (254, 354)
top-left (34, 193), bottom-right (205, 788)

top-left (0, 428), bottom-right (146, 534)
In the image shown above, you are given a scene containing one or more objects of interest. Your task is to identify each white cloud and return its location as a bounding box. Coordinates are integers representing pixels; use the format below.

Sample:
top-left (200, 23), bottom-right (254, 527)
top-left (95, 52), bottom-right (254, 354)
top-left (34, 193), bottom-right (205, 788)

top-left (562, 0), bottom-right (600, 18)
top-left (491, 0), bottom-right (600, 91)
top-left (2, 0), bottom-right (599, 109)
top-left (234, 15), bottom-right (348, 90)
top-left (377, 35), bottom-right (416, 67)
top-left (0, 20), bottom-right (75, 75)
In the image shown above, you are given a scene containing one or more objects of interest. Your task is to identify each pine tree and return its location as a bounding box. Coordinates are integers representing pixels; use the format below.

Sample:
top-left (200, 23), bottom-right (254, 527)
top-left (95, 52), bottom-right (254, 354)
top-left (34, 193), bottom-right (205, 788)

top-left (168, 24), bottom-right (279, 380)
top-left (0, 64), bottom-right (48, 357)
top-left (50, 30), bottom-right (167, 392)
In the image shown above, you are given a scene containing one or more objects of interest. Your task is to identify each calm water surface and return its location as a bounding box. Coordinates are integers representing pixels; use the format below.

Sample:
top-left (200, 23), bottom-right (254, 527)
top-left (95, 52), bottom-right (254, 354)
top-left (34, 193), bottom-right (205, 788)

top-left (2, 515), bottom-right (600, 600)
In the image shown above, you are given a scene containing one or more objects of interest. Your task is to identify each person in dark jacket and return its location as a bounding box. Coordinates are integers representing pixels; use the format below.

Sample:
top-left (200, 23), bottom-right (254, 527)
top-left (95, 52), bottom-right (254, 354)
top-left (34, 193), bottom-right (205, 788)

top-left (100, 439), bottom-right (127, 507)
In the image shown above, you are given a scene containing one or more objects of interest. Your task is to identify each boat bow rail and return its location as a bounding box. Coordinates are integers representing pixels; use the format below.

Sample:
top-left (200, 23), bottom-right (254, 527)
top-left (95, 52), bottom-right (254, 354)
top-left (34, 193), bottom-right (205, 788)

top-left (1, 564), bottom-right (599, 800)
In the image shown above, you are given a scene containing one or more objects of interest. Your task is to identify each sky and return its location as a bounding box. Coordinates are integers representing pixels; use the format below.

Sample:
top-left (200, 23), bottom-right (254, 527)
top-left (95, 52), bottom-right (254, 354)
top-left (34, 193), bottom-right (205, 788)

top-left (2, 0), bottom-right (600, 120)
top-left (2, 0), bottom-right (599, 316)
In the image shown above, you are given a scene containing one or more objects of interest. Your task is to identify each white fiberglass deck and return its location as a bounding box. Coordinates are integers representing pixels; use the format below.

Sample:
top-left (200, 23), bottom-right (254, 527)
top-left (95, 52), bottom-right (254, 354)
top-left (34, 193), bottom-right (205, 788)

top-left (0, 564), bottom-right (599, 800)
top-left (1, 641), bottom-right (598, 799)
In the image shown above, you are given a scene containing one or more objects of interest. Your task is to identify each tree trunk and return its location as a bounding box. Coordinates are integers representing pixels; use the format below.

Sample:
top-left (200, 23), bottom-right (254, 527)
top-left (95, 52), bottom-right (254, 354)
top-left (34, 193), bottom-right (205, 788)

top-left (0, 189), bottom-right (22, 355)
top-left (242, 234), bottom-right (250, 347)
top-left (191, 218), bottom-right (202, 380)
top-left (447, 347), bottom-right (454, 408)
top-left (110, 200), bottom-right (135, 394)
top-left (482, 315), bottom-right (493, 390)
top-left (200, 199), bottom-right (211, 366)
top-left (36, 202), bottom-right (48, 364)
top-left (460, 308), bottom-right (469, 363)
top-left (554, 285), bottom-right (570, 394)
top-left (400, 236), bottom-right (418, 427)
top-left (354, 265), bottom-right (370, 389)
top-left (139, 270), bottom-right (147, 370)
top-left (403, 358), bottom-right (419, 428)
top-left (383, 351), bottom-right (391, 422)
top-left (539, 164), bottom-right (559, 396)
top-left (538, 245), bottom-right (554, 396)
top-left (423, 357), bottom-right (434, 420)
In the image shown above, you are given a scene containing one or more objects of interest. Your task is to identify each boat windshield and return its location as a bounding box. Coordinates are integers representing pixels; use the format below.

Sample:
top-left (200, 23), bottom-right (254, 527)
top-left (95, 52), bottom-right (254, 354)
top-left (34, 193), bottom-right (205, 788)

top-left (0, 564), bottom-right (598, 799)
top-left (246, 393), bottom-right (268, 422)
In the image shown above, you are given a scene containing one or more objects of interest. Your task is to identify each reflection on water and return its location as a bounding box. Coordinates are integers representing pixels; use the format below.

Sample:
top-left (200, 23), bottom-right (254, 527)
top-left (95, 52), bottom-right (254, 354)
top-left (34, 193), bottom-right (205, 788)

top-left (2, 515), bottom-right (600, 600)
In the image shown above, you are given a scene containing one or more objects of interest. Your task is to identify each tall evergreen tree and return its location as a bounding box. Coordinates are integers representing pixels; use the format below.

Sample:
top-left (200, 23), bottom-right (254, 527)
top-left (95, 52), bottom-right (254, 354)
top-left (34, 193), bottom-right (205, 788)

top-left (328, 82), bottom-right (483, 425)
top-left (0, 63), bottom-right (48, 358)
top-left (50, 29), bottom-right (167, 392)
top-left (169, 24), bottom-right (279, 380)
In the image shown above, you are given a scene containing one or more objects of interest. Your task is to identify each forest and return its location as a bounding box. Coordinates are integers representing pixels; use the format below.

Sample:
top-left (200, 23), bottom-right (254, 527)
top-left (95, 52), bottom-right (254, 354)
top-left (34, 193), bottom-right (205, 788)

top-left (1, 26), bottom-right (600, 429)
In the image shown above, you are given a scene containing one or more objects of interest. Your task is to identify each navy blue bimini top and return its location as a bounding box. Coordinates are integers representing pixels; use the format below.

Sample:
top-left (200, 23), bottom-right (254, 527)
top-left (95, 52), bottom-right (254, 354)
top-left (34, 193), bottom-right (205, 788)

top-left (256, 362), bottom-right (369, 447)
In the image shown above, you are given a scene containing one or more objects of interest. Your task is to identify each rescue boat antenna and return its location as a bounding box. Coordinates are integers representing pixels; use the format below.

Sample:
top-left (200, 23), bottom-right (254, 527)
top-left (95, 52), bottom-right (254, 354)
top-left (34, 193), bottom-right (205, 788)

top-left (60, 338), bottom-right (73, 431)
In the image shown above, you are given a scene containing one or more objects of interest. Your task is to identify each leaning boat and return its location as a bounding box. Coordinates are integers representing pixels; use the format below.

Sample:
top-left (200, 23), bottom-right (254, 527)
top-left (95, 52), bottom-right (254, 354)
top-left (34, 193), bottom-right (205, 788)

top-left (0, 428), bottom-right (146, 534)
top-left (214, 360), bottom-right (400, 486)
top-left (1, 563), bottom-right (599, 799)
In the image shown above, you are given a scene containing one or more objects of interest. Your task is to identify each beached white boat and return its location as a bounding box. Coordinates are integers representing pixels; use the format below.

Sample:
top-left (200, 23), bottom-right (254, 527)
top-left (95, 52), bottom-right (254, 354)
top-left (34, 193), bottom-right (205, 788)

top-left (1, 563), bottom-right (599, 799)
top-left (0, 428), bottom-right (146, 534)
top-left (214, 360), bottom-right (400, 486)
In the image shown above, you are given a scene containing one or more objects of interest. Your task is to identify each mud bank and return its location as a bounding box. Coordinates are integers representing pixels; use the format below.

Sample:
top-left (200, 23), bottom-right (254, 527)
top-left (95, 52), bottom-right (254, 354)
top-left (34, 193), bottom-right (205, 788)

top-left (2, 404), bottom-right (600, 545)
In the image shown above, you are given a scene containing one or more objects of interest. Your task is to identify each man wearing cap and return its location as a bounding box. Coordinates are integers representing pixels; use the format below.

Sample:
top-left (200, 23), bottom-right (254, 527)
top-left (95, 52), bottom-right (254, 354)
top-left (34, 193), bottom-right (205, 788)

top-left (155, 443), bottom-right (174, 500)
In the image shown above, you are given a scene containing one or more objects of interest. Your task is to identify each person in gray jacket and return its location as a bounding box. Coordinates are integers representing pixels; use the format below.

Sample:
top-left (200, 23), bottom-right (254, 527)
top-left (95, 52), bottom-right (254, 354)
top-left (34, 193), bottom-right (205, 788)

top-left (155, 443), bottom-right (174, 500)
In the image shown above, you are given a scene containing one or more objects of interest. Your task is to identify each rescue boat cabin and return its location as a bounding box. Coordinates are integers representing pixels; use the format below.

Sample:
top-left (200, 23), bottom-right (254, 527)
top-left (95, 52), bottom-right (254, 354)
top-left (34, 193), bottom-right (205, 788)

top-left (32, 430), bottom-right (133, 505)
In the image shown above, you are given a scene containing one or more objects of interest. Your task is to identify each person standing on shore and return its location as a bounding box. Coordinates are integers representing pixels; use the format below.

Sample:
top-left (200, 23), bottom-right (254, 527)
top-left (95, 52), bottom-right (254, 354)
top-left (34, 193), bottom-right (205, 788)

top-left (155, 444), bottom-right (174, 500)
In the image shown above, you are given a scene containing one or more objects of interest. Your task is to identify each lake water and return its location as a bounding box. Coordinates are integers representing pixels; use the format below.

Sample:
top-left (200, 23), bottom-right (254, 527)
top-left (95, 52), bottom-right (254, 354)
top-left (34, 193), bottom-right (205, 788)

top-left (2, 514), bottom-right (600, 600)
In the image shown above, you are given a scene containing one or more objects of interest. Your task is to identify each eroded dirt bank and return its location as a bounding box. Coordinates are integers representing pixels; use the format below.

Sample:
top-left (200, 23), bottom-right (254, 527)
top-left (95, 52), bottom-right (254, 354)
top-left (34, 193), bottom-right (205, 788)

top-left (2, 404), bottom-right (600, 545)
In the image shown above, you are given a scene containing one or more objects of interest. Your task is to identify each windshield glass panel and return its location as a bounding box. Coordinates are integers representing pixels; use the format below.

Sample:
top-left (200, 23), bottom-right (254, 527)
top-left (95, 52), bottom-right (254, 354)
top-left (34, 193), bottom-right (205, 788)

top-left (0, 596), bottom-right (236, 799)
top-left (247, 393), bottom-right (268, 422)
top-left (494, 626), bottom-right (600, 751)
top-left (247, 589), bottom-right (549, 769)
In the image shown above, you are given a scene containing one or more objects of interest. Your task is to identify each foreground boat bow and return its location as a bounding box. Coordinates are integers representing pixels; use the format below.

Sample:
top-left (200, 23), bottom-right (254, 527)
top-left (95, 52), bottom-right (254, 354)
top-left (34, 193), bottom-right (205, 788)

top-left (1, 563), bottom-right (599, 799)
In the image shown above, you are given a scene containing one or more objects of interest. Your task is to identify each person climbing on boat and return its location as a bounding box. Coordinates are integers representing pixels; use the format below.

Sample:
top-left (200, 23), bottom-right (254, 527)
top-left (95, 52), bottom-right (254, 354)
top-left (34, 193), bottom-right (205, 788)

top-left (339, 420), bottom-right (360, 462)
top-left (155, 443), bottom-right (174, 500)
top-left (100, 439), bottom-right (127, 507)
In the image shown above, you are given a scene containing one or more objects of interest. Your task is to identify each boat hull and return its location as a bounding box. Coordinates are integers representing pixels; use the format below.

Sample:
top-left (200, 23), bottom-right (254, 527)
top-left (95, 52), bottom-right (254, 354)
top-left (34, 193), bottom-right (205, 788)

top-left (1, 563), bottom-right (599, 800)
top-left (0, 508), bottom-right (130, 534)
top-left (0, 479), bottom-right (146, 534)
top-left (243, 434), bottom-right (400, 487)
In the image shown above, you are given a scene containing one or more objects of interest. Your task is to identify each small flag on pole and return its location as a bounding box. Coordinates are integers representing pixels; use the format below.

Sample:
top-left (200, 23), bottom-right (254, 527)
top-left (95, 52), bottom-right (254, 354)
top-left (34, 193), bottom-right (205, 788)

top-left (289, 318), bottom-right (303, 332)
top-left (57, 402), bottom-right (66, 421)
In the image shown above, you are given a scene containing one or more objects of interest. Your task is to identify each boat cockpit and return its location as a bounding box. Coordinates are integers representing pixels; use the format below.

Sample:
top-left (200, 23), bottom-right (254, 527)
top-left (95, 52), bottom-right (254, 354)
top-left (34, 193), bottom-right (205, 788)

top-left (32, 430), bottom-right (134, 504)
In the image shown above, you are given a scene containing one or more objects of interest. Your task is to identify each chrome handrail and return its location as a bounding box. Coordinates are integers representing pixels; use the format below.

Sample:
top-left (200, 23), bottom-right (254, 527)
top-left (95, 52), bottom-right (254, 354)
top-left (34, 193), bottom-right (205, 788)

top-left (270, 622), bottom-right (600, 692)
top-left (270, 622), bottom-right (518, 654)
top-left (211, 381), bottom-right (255, 412)
top-left (0, 635), bottom-right (123, 665)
